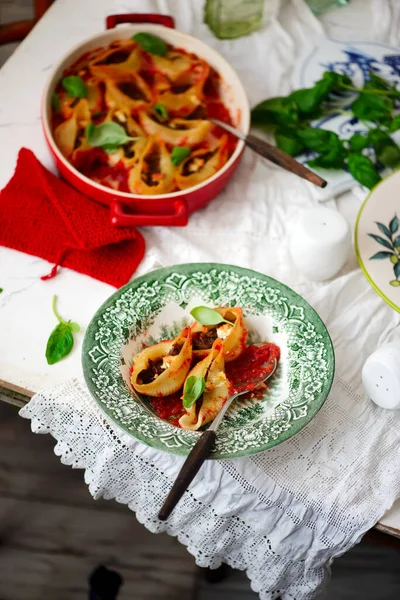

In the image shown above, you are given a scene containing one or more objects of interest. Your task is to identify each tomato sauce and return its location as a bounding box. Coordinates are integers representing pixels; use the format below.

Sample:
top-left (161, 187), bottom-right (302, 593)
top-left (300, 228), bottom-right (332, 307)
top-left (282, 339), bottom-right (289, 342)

top-left (150, 392), bottom-right (185, 427)
top-left (225, 343), bottom-right (280, 393)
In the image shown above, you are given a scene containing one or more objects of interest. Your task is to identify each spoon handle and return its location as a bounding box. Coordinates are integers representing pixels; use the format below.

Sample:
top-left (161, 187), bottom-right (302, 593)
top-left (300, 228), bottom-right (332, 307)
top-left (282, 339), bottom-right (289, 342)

top-left (210, 118), bottom-right (326, 189)
top-left (245, 134), bottom-right (327, 188)
top-left (158, 429), bottom-right (216, 521)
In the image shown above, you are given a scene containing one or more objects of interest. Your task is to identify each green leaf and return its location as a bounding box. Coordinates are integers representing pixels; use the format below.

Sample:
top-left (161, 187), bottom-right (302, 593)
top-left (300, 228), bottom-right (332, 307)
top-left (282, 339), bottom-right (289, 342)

top-left (251, 97), bottom-right (299, 128)
top-left (367, 233), bottom-right (393, 249)
top-left (308, 140), bottom-right (348, 169)
top-left (171, 146), bottom-right (190, 166)
top-left (296, 128), bottom-right (341, 153)
top-left (368, 129), bottom-right (400, 169)
top-left (369, 251), bottom-right (394, 259)
top-left (347, 153), bottom-right (381, 190)
top-left (365, 71), bottom-right (397, 93)
top-left (102, 143), bottom-right (122, 154)
top-left (45, 322), bottom-right (74, 365)
top-left (190, 306), bottom-right (229, 326)
top-left (390, 215), bottom-right (399, 234)
top-left (153, 103), bottom-right (169, 121)
top-left (308, 152), bottom-right (346, 170)
top-left (376, 221), bottom-right (392, 239)
top-left (274, 126), bottom-right (305, 156)
top-left (0, 288), bottom-right (3, 293)
top-left (61, 75), bottom-right (87, 98)
top-left (87, 122), bottom-right (137, 149)
top-left (394, 261), bottom-right (400, 278)
top-left (320, 71), bottom-right (352, 90)
top-left (351, 93), bottom-right (392, 123)
top-left (348, 133), bottom-right (369, 152)
top-left (387, 115), bottom-right (400, 133)
top-left (133, 32), bottom-right (167, 56)
top-left (51, 93), bottom-right (60, 112)
top-left (183, 376), bottom-right (206, 409)
top-left (393, 235), bottom-right (400, 246)
top-left (68, 321), bottom-right (81, 333)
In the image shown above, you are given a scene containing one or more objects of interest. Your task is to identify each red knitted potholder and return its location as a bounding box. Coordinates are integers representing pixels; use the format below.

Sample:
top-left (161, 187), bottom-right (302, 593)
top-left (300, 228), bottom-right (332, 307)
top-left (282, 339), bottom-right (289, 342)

top-left (0, 148), bottom-right (146, 287)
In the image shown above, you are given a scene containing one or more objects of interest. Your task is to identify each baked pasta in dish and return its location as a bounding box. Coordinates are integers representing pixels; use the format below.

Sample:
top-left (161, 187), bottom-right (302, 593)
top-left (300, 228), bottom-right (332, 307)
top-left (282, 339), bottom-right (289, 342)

top-left (51, 33), bottom-right (237, 194)
top-left (130, 306), bottom-right (280, 431)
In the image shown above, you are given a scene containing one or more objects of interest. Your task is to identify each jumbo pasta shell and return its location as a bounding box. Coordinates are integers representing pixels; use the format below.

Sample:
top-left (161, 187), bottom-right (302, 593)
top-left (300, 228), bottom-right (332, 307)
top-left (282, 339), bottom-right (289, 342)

top-left (179, 339), bottom-right (232, 431)
top-left (131, 327), bottom-right (192, 397)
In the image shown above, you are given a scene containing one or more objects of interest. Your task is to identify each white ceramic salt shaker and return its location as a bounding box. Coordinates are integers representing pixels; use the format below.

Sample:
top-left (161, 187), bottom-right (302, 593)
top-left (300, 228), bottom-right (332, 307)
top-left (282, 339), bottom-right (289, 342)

top-left (289, 207), bottom-right (351, 281)
top-left (362, 345), bottom-right (400, 410)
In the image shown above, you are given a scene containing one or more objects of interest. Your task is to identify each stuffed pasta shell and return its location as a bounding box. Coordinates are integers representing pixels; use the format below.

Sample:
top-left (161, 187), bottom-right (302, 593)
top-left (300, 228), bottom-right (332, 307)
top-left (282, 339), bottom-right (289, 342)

top-left (131, 327), bottom-right (192, 397)
top-left (179, 339), bottom-right (232, 431)
top-left (191, 307), bottom-right (248, 362)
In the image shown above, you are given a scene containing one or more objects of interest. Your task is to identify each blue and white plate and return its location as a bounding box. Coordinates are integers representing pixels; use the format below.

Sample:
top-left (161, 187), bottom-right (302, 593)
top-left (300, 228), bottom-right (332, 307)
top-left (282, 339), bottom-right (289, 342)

top-left (294, 38), bottom-right (400, 201)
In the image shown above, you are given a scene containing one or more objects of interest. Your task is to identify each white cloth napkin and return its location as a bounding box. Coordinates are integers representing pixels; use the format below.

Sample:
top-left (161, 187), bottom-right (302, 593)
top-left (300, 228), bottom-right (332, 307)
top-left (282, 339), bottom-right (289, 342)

top-left (18, 0), bottom-right (400, 598)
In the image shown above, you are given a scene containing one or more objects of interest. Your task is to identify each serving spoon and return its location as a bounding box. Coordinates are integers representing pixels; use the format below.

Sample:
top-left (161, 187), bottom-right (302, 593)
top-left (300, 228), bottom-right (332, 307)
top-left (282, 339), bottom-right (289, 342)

top-left (210, 117), bottom-right (327, 189)
top-left (158, 357), bottom-right (278, 521)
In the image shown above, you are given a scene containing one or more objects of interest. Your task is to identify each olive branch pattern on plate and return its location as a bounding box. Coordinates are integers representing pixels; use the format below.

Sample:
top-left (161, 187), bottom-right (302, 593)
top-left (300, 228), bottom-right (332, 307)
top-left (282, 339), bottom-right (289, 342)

top-left (368, 214), bottom-right (400, 287)
top-left (82, 264), bottom-right (335, 459)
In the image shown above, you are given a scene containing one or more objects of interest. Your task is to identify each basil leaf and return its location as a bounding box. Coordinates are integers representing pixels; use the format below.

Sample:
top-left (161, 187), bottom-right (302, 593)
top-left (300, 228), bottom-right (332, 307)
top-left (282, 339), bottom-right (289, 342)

top-left (251, 97), bottom-right (299, 128)
top-left (171, 146), bottom-right (190, 166)
top-left (153, 103), bottom-right (169, 121)
top-left (61, 75), bottom-right (87, 98)
top-left (274, 126), bottom-right (305, 156)
top-left (365, 71), bottom-right (397, 93)
top-left (347, 153), bottom-right (381, 190)
top-left (133, 32), bottom-right (167, 56)
top-left (183, 376), bottom-right (206, 409)
top-left (351, 94), bottom-right (393, 123)
top-left (68, 320), bottom-right (81, 333)
top-left (320, 71), bottom-right (352, 91)
top-left (348, 133), bottom-right (369, 152)
top-left (368, 128), bottom-right (400, 169)
top-left (370, 251), bottom-right (394, 260)
top-left (46, 295), bottom-right (80, 365)
top-left (190, 306), bottom-right (230, 326)
top-left (51, 93), bottom-right (60, 112)
top-left (87, 122), bottom-right (136, 149)
top-left (308, 142), bottom-right (347, 170)
top-left (388, 115), bottom-right (400, 133)
top-left (46, 322), bottom-right (74, 365)
top-left (296, 128), bottom-right (341, 153)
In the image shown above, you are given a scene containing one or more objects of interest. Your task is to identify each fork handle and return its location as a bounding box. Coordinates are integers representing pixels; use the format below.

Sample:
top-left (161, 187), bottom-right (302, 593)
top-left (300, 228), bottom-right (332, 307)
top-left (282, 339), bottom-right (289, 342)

top-left (158, 430), bottom-right (216, 521)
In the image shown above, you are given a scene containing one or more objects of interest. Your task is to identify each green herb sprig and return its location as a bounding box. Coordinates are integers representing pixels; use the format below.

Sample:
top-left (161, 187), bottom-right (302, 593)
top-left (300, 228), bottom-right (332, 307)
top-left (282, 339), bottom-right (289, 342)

top-left (190, 306), bottom-right (232, 326)
top-left (171, 146), bottom-right (191, 166)
top-left (45, 295), bottom-right (80, 365)
top-left (61, 76), bottom-right (87, 98)
top-left (183, 375), bottom-right (206, 409)
top-left (133, 32), bottom-right (167, 56)
top-left (87, 122), bottom-right (137, 153)
top-left (369, 215), bottom-right (400, 286)
top-left (251, 70), bottom-right (400, 190)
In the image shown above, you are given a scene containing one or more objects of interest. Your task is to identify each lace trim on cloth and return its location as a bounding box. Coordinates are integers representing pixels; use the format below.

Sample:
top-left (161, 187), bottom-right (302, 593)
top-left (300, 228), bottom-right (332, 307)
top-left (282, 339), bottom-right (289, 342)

top-left (19, 371), bottom-right (400, 600)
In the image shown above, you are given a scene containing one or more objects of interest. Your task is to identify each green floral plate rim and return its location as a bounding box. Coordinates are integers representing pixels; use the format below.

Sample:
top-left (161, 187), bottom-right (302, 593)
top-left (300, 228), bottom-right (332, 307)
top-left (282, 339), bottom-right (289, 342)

top-left (82, 263), bottom-right (335, 459)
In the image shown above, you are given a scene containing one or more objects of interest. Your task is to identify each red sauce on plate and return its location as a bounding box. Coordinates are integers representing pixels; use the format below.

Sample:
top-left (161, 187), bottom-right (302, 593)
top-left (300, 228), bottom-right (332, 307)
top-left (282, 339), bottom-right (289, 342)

top-left (150, 392), bottom-right (185, 427)
top-left (225, 343), bottom-right (280, 393)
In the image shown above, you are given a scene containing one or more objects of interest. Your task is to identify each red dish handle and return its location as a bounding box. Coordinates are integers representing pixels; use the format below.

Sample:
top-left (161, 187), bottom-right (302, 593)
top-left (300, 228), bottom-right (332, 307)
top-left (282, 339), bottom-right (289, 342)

top-left (106, 13), bottom-right (175, 30)
top-left (110, 199), bottom-right (188, 227)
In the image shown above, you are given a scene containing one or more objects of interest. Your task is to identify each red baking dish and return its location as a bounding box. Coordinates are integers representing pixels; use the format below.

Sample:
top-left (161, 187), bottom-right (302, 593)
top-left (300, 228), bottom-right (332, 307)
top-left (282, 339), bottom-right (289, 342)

top-left (41, 13), bottom-right (250, 227)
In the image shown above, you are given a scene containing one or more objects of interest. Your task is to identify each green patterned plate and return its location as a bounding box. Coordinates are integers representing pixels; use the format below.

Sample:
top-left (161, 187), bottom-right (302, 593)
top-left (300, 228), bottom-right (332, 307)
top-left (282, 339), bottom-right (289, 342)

top-left (82, 263), bottom-right (335, 459)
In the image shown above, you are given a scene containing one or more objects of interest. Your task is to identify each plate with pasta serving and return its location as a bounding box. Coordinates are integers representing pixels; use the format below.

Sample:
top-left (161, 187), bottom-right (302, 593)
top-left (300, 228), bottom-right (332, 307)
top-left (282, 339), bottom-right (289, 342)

top-left (82, 264), bottom-right (335, 459)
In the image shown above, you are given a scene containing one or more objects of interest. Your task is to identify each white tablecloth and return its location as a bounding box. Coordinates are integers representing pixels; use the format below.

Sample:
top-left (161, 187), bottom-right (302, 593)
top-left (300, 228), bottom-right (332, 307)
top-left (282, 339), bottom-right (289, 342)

top-left (18, 0), bottom-right (400, 598)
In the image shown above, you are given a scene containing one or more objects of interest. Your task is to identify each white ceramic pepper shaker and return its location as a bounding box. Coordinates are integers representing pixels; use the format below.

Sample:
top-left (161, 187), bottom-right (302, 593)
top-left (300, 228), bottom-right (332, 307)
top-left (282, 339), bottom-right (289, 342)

top-left (362, 345), bottom-right (400, 410)
top-left (289, 207), bottom-right (351, 282)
